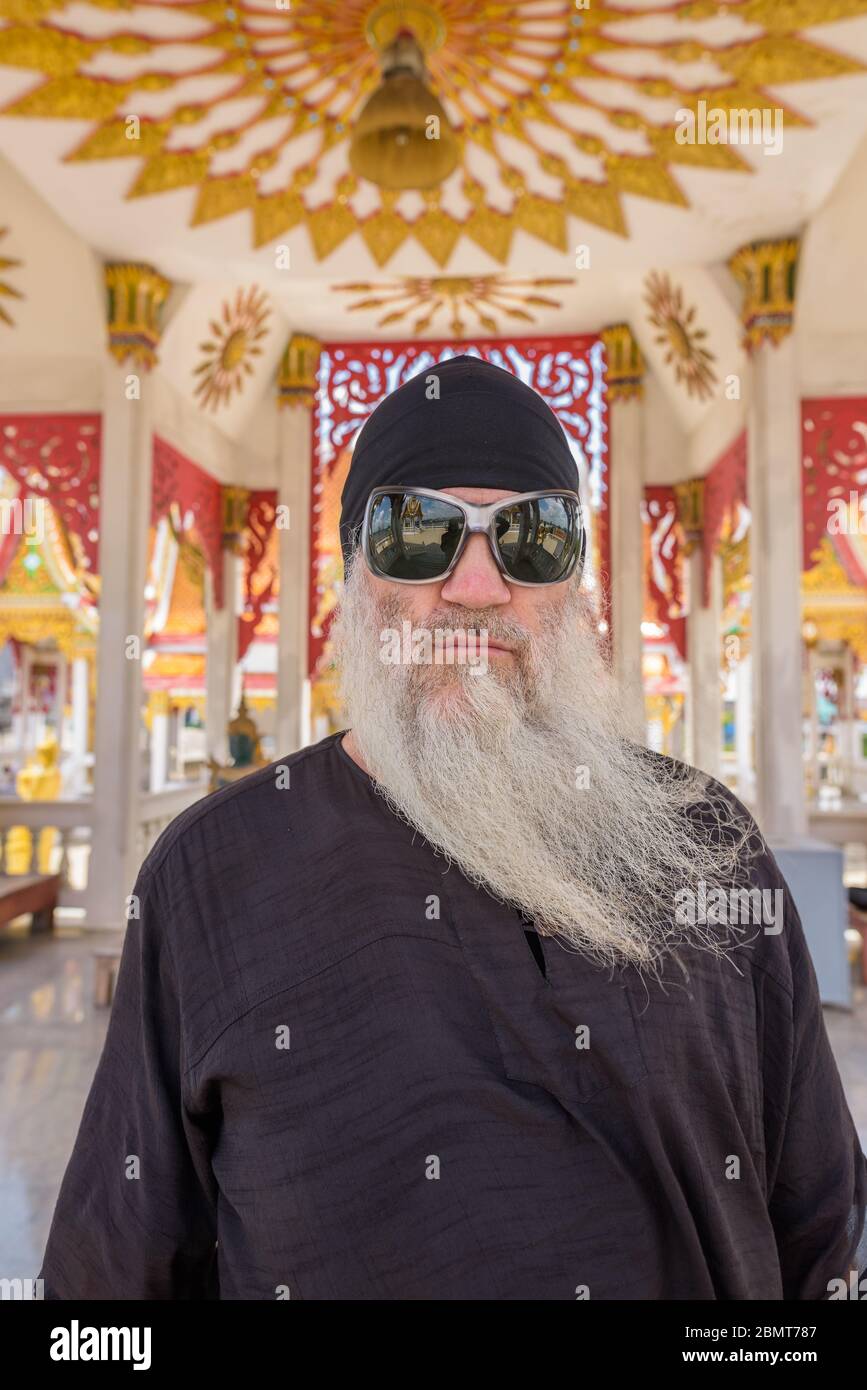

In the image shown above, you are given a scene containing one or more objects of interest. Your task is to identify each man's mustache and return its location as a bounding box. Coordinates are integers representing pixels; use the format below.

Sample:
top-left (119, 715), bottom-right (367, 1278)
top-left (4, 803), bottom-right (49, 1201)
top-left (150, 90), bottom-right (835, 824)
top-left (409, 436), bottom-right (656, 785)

top-left (378, 604), bottom-right (536, 652)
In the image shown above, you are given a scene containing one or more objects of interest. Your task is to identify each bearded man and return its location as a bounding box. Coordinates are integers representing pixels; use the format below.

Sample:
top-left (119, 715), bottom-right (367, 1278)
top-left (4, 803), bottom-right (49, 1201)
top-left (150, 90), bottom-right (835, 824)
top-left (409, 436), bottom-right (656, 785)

top-left (40, 356), bottom-right (866, 1301)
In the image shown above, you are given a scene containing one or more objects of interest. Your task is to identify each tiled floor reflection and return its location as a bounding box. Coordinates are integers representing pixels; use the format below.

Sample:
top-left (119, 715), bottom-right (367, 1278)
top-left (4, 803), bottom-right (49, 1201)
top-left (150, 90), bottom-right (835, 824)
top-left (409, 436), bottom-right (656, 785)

top-left (1, 928), bottom-right (866, 1284)
top-left (0, 927), bottom-right (117, 1283)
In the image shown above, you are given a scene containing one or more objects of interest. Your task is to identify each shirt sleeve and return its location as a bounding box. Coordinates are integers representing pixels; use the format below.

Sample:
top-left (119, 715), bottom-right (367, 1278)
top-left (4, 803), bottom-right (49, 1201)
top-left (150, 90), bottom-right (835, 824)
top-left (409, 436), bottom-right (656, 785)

top-left (764, 879), bottom-right (867, 1300)
top-left (38, 861), bottom-right (219, 1299)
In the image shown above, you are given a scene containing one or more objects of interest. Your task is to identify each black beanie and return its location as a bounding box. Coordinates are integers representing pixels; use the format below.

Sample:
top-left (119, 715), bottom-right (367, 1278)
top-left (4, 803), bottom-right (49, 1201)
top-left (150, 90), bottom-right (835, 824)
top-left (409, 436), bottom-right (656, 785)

top-left (338, 354), bottom-right (579, 572)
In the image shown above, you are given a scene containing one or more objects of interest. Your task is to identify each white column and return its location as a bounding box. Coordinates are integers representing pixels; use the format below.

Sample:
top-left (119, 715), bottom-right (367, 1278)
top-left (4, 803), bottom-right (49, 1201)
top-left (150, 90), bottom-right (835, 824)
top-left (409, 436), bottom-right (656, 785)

top-left (734, 652), bottom-right (753, 800)
top-left (686, 549), bottom-right (723, 780)
top-left (19, 646), bottom-right (32, 753)
top-left (205, 550), bottom-right (239, 764)
top-left (602, 325), bottom-right (646, 741)
top-left (747, 333), bottom-right (807, 838)
top-left (71, 655), bottom-right (90, 795)
top-left (88, 361), bottom-right (155, 925)
top-left (276, 335), bottom-right (319, 755)
top-left (730, 239), bottom-right (807, 840)
top-left (610, 396), bottom-right (646, 740)
top-left (148, 693), bottom-right (170, 792)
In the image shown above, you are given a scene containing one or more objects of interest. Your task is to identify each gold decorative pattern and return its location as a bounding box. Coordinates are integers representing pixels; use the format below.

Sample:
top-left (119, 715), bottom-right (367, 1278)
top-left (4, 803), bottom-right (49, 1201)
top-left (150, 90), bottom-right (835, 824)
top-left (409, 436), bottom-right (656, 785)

top-left (334, 274), bottom-right (574, 336)
top-left (728, 237), bottom-right (800, 353)
top-left (145, 652), bottom-right (206, 680)
top-left (673, 478), bottom-right (706, 556)
top-left (801, 537), bottom-right (867, 660)
top-left (148, 688), bottom-right (171, 717)
top-left (2, 2), bottom-right (865, 265)
top-left (105, 262), bottom-right (170, 369)
top-left (0, 226), bottom-right (22, 327)
top-left (277, 333), bottom-right (321, 410)
top-left (221, 485), bottom-right (251, 555)
top-left (194, 285), bottom-right (270, 411)
top-left (719, 533), bottom-right (750, 603)
top-left (644, 271), bottom-right (717, 401)
top-left (600, 323), bottom-right (644, 402)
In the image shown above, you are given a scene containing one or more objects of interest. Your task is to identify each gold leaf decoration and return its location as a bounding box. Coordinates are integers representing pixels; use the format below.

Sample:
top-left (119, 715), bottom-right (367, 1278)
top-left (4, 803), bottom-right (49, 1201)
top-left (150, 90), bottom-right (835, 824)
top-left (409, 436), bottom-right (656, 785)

top-left (0, 226), bottom-right (23, 327)
top-left (333, 274), bottom-right (574, 338)
top-left (644, 271), bottom-right (718, 402)
top-left (193, 285), bottom-right (271, 412)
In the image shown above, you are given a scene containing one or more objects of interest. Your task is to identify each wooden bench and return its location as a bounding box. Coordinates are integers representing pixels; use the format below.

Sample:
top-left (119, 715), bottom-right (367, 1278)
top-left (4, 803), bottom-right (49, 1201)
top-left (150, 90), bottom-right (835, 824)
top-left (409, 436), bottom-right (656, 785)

top-left (0, 873), bottom-right (60, 935)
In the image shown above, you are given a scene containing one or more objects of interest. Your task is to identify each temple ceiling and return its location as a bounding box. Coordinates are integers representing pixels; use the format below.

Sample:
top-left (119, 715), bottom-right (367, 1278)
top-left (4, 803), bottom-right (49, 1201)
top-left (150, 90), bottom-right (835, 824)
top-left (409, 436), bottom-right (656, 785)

top-left (1, 0), bottom-right (867, 287)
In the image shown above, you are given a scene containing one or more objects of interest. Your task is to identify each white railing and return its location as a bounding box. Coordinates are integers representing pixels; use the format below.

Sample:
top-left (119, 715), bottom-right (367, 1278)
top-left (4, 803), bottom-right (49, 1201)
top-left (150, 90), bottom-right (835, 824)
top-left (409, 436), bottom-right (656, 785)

top-left (0, 781), bottom-right (210, 921)
top-left (809, 805), bottom-right (867, 850)
top-left (136, 781), bottom-right (209, 862)
top-left (0, 798), bottom-right (94, 911)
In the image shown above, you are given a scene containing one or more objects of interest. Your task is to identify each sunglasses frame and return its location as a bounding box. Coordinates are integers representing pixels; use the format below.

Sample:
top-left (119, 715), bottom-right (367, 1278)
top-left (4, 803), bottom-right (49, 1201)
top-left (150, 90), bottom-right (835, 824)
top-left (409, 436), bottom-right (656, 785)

top-left (361, 485), bottom-right (586, 587)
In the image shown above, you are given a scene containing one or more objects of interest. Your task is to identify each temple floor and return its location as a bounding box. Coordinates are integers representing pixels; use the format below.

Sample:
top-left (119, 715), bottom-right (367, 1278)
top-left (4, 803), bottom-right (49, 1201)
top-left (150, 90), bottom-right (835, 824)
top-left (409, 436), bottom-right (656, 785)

top-left (1, 924), bottom-right (866, 1287)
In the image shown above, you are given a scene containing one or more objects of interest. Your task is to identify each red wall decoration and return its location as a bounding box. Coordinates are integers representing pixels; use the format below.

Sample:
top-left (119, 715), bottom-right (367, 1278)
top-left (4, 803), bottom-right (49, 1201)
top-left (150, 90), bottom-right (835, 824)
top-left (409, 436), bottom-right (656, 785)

top-left (0, 414), bottom-right (101, 582)
top-left (702, 430), bottom-right (748, 607)
top-left (152, 436), bottom-right (224, 608)
top-left (802, 397), bottom-right (867, 586)
top-left (238, 489), bottom-right (278, 660)
top-left (642, 485), bottom-right (687, 662)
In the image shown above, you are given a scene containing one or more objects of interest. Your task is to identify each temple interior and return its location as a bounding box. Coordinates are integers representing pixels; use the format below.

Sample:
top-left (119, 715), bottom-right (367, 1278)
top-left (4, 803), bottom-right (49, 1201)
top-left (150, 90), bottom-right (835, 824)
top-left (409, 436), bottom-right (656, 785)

top-left (0, 0), bottom-right (866, 1292)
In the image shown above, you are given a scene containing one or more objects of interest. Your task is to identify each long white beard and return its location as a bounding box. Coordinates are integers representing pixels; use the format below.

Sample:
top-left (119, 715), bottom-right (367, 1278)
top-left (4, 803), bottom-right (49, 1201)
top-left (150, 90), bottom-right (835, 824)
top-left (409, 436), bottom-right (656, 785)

top-left (329, 556), bottom-right (754, 974)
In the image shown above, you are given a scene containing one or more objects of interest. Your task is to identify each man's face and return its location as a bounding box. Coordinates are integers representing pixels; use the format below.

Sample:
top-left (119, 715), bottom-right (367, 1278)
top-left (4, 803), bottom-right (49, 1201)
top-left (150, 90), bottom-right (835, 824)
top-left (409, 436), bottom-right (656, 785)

top-left (365, 486), bottom-right (576, 677)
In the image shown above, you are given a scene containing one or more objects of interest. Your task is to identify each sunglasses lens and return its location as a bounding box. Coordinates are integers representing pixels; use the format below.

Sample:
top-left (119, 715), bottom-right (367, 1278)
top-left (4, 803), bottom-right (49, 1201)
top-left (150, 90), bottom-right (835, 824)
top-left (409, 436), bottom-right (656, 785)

top-left (495, 495), bottom-right (582, 583)
top-left (367, 492), bottom-right (466, 581)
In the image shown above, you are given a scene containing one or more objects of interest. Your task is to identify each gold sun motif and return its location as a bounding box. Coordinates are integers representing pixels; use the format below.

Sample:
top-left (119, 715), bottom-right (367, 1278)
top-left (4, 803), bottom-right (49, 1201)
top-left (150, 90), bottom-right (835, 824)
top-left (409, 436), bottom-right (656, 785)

top-left (334, 274), bottom-right (574, 336)
top-left (644, 270), bottom-right (717, 402)
top-left (193, 285), bottom-right (270, 411)
top-left (1, 1), bottom-right (866, 266)
top-left (0, 227), bottom-right (23, 327)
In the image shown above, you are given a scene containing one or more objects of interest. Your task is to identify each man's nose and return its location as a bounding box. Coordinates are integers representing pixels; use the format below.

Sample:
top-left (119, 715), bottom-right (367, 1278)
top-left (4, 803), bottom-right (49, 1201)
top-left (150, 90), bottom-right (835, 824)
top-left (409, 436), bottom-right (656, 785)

top-left (439, 533), bottom-right (511, 608)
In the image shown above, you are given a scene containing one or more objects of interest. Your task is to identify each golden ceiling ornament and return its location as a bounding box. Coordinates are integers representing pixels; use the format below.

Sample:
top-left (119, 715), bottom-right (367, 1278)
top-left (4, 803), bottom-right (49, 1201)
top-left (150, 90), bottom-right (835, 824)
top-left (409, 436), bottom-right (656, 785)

top-left (644, 270), bottom-right (718, 401)
top-left (348, 8), bottom-right (459, 191)
top-left (2, 2), bottom-right (867, 266)
top-left (728, 236), bottom-right (800, 353)
top-left (193, 284), bottom-right (271, 412)
top-left (334, 273), bottom-right (574, 336)
top-left (599, 323), bottom-right (645, 402)
top-left (277, 332), bottom-right (322, 410)
top-left (105, 261), bottom-right (170, 369)
top-left (0, 226), bottom-right (23, 327)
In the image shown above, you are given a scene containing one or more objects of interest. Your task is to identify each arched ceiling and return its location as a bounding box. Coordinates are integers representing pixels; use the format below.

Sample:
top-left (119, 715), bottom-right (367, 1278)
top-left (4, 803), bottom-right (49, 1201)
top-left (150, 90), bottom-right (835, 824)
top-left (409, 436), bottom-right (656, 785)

top-left (1, 0), bottom-right (867, 293)
top-left (1, 1), bottom-right (866, 445)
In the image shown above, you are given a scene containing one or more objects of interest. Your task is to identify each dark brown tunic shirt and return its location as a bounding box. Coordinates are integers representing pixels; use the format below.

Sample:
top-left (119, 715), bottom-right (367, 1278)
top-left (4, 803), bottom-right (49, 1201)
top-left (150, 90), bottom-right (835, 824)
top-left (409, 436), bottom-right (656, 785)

top-left (39, 732), bottom-right (867, 1299)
